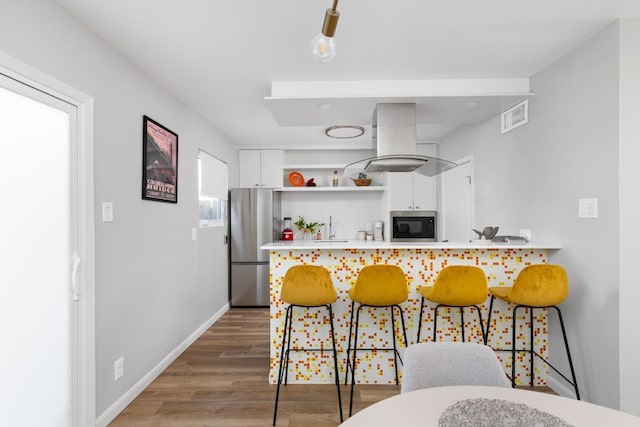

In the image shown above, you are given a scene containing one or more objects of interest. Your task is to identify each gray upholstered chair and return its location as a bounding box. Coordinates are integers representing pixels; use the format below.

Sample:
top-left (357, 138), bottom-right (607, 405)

top-left (401, 342), bottom-right (511, 393)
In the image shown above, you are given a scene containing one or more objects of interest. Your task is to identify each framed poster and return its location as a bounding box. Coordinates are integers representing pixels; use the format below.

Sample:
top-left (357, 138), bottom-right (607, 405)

top-left (142, 115), bottom-right (178, 203)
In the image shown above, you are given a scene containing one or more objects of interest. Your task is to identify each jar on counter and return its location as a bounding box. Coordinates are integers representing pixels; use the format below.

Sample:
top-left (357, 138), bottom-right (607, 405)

top-left (282, 217), bottom-right (294, 241)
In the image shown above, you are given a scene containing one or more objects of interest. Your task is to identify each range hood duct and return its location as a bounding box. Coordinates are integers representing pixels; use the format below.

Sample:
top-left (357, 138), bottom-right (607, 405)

top-left (343, 103), bottom-right (458, 177)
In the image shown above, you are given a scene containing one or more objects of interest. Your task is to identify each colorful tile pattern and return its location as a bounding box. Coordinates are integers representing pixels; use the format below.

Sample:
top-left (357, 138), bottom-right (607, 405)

top-left (269, 248), bottom-right (549, 386)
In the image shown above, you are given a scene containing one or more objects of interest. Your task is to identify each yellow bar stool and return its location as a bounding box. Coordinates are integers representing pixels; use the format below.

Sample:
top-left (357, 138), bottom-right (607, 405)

top-left (485, 264), bottom-right (580, 399)
top-left (273, 265), bottom-right (343, 425)
top-left (344, 264), bottom-right (409, 416)
top-left (416, 265), bottom-right (488, 343)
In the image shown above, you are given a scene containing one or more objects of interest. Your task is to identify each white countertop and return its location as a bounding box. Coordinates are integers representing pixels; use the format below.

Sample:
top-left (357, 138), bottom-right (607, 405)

top-left (261, 240), bottom-right (561, 250)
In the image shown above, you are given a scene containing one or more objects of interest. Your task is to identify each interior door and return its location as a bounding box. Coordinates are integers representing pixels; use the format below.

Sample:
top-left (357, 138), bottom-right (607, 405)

top-left (441, 158), bottom-right (474, 242)
top-left (199, 150), bottom-right (230, 307)
top-left (0, 73), bottom-right (79, 426)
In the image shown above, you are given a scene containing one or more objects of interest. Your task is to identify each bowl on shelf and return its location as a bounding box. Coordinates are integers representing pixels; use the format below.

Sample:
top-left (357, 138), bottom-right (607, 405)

top-left (288, 171), bottom-right (304, 187)
top-left (351, 178), bottom-right (372, 186)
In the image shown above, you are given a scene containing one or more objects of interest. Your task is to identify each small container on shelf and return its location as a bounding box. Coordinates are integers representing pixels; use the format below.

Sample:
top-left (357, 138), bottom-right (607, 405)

top-left (351, 172), bottom-right (371, 186)
top-left (351, 178), bottom-right (372, 186)
top-left (332, 170), bottom-right (339, 187)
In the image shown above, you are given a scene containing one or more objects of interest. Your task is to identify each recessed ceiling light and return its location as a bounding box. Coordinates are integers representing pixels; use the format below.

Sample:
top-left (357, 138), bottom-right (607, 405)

top-left (325, 125), bottom-right (365, 139)
top-left (463, 101), bottom-right (480, 109)
top-left (317, 103), bottom-right (333, 111)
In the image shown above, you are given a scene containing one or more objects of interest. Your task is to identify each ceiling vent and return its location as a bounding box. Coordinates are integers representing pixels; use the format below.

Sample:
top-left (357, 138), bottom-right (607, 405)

top-left (501, 99), bottom-right (528, 134)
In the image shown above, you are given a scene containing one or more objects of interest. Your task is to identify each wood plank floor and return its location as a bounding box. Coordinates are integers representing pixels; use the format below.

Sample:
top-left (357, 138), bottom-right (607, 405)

top-left (110, 307), bottom-right (553, 426)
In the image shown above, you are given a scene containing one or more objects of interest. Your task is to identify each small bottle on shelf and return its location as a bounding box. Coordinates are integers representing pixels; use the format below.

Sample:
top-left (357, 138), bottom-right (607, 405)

top-left (332, 170), bottom-right (339, 187)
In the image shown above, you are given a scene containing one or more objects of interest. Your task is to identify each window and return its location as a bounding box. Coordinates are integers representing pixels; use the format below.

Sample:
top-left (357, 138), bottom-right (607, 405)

top-left (198, 151), bottom-right (228, 227)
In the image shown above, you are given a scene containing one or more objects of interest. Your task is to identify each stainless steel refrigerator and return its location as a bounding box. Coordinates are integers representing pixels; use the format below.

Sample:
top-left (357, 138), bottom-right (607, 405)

top-left (229, 188), bottom-right (281, 306)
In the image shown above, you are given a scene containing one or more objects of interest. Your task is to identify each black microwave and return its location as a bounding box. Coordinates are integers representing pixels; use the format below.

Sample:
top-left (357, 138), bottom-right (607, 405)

top-left (390, 211), bottom-right (437, 242)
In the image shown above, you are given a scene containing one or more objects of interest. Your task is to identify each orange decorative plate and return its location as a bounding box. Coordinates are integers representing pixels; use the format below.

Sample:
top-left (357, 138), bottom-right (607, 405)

top-left (288, 171), bottom-right (304, 187)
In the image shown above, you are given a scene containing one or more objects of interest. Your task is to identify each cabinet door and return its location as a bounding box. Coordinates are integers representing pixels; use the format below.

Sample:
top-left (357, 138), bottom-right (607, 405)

top-left (260, 150), bottom-right (283, 187)
top-left (412, 173), bottom-right (437, 211)
top-left (238, 150), bottom-right (261, 188)
top-left (388, 172), bottom-right (415, 210)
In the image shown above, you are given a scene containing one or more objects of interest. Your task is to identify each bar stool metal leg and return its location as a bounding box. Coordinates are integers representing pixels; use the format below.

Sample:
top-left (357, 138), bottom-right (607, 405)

top-left (553, 306), bottom-right (580, 400)
top-left (391, 307), bottom-right (398, 384)
top-left (511, 305), bottom-right (518, 389)
top-left (432, 304), bottom-right (441, 342)
top-left (485, 295), bottom-right (495, 346)
top-left (273, 305), bottom-right (293, 425)
top-left (529, 307), bottom-right (534, 387)
top-left (327, 305), bottom-right (344, 422)
top-left (344, 300), bottom-right (356, 385)
top-left (397, 305), bottom-right (408, 351)
top-left (348, 304), bottom-right (363, 417)
top-left (416, 296), bottom-right (426, 342)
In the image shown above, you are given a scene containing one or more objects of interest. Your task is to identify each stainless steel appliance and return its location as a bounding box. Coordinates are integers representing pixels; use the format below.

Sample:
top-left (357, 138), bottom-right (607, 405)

top-left (229, 188), bottom-right (281, 306)
top-left (342, 103), bottom-right (458, 177)
top-left (390, 210), bottom-right (437, 242)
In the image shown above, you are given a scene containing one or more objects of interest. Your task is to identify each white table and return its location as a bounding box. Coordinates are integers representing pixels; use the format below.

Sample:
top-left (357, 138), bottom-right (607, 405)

top-left (339, 386), bottom-right (640, 426)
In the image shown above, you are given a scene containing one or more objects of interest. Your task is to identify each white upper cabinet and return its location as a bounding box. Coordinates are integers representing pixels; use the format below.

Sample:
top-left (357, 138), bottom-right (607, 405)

top-left (388, 172), bottom-right (437, 211)
top-left (388, 144), bottom-right (438, 211)
top-left (238, 149), bottom-right (283, 188)
top-left (412, 172), bottom-right (437, 210)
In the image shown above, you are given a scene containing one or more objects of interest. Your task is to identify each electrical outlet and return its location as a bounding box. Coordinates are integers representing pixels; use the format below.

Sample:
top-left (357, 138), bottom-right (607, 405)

top-left (114, 357), bottom-right (124, 381)
top-left (519, 229), bottom-right (532, 242)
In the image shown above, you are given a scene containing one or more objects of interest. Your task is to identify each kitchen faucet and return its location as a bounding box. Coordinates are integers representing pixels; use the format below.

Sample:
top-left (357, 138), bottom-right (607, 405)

top-left (329, 216), bottom-right (336, 240)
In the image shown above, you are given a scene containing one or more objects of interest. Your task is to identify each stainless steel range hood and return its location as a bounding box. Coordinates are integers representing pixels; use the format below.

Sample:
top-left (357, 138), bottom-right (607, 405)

top-left (343, 103), bottom-right (458, 177)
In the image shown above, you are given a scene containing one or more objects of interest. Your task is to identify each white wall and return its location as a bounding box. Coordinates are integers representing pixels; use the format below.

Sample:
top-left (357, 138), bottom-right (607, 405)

top-left (440, 22), bottom-right (621, 408)
top-left (618, 18), bottom-right (640, 415)
top-left (0, 0), bottom-right (236, 420)
top-left (282, 191), bottom-right (387, 240)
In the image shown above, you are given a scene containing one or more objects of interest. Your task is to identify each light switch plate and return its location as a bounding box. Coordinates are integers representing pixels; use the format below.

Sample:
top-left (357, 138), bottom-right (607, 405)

top-left (102, 202), bottom-right (113, 222)
top-left (114, 357), bottom-right (124, 381)
top-left (578, 198), bottom-right (598, 218)
top-left (191, 228), bottom-right (197, 240)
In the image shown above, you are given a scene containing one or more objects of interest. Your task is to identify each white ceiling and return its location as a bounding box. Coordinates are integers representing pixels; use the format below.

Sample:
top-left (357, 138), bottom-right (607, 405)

top-left (53, 0), bottom-right (640, 147)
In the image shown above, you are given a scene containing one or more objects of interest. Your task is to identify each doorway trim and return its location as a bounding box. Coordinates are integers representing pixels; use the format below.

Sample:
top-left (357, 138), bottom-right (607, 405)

top-left (0, 50), bottom-right (96, 426)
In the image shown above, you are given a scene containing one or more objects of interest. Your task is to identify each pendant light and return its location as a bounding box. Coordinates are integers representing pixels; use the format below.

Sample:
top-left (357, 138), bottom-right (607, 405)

top-left (311, 0), bottom-right (340, 62)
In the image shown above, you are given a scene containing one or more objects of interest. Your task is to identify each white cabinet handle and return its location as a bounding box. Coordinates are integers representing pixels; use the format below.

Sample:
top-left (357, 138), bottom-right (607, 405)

top-left (71, 252), bottom-right (81, 301)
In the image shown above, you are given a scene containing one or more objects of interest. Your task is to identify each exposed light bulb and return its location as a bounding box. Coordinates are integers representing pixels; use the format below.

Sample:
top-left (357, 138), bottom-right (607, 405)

top-left (311, 2), bottom-right (339, 62)
top-left (311, 33), bottom-right (336, 62)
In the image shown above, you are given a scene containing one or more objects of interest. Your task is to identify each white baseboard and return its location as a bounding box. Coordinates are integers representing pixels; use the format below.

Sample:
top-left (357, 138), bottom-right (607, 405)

top-left (96, 303), bottom-right (230, 427)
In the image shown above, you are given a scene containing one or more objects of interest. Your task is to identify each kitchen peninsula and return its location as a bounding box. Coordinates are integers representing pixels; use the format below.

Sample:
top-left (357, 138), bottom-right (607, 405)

top-left (262, 240), bottom-right (561, 386)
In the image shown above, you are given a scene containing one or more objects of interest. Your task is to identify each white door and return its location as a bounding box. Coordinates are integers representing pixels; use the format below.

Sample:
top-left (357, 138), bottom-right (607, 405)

top-left (0, 74), bottom-right (80, 426)
top-left (199, 150), bottom-right (230, 302)
top-left (441, 158), bottom-right (474, 242)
